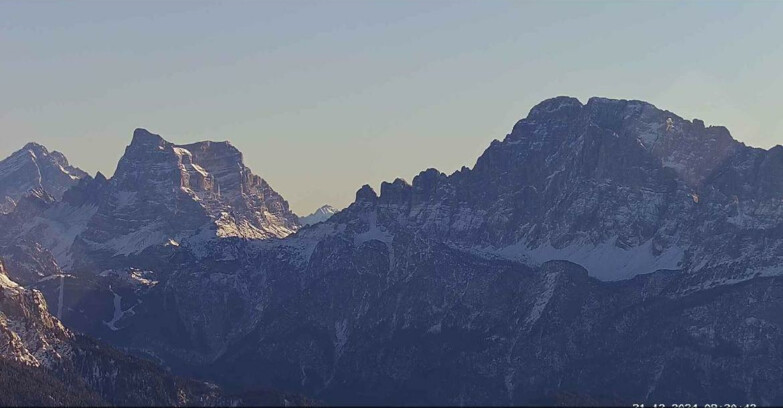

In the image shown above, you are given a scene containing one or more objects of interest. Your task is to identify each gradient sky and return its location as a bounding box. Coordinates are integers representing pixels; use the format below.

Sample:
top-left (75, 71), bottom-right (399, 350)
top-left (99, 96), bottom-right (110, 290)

top-left (2, 1), bottom-right (782, 215)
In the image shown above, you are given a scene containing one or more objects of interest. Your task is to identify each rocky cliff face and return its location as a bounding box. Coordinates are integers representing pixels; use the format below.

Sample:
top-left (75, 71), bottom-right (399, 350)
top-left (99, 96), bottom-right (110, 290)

top-left (80, 128), bottom-right (300, 255)
top-left (0, 143), bottom-right (86, 214)
top-left (0, 259), bottom-right (72, 369)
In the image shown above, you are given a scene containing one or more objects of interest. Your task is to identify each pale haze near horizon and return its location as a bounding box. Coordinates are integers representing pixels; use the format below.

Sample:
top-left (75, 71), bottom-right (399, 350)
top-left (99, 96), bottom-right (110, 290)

top-left (2, 1), bottom-right (782, 215)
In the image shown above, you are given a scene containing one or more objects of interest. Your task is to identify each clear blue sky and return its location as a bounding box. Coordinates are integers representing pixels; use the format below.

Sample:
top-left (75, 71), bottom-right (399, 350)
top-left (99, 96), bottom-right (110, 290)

top-left (2, 1), bottom-right (782, 214)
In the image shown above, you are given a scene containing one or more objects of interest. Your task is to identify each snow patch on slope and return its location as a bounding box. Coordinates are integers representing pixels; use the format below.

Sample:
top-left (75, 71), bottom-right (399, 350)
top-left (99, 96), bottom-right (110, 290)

top-left (99, 268), bottom-right (159, 288)
top-left (100, 222), bottom-right (171, 256)
top-left (103, 286), bottom-right (142, 331)
top-left (354, 212), bottom-right (393, 246)
top-left (492, 236), bottom-right (684, 281)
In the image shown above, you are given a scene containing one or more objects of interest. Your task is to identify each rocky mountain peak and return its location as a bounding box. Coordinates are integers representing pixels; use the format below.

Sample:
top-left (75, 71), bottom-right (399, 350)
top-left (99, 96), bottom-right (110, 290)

top-left (379, 178), bottom-right (412, 205)
top-left (299, 204), bottom-right (338, 226)
top-left (355, 184), bottom-right (378, 204)
top-left (525, 96), bottom-right (583, 121)
top-left (506, 96), bottom-right (743, 188)
top-left (130, 128), bottom-right (166, 147)
top-left (409, 168), bottom-right (449, 205)
top-left (20, 142), bottom-right (48, 155)
top-left (0, 143), bottom-right (87, 213)
top-left (0, 129), bottom-right (301, 273)
top-left (61, 173), bottom-right (110, 206)
top-left (325, 96), bottom-right (782, 283)
top-left (314, 204), bottom-right (336, 215)
top-left (116, 129), bottom-right (275, 204)
top-left (68, 128), bottom-right (300, 259)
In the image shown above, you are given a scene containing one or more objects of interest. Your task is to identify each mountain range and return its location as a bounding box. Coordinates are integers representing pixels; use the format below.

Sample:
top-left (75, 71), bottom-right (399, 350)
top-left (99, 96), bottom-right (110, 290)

top-left (1, 96), bottom-right (782, 405)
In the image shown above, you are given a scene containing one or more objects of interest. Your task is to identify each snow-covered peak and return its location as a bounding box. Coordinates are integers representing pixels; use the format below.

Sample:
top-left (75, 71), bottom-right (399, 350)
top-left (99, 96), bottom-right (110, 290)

top-left (299, 204), bottom-right (338, 225)
top-left (314, 204), bottom-right (337, 215)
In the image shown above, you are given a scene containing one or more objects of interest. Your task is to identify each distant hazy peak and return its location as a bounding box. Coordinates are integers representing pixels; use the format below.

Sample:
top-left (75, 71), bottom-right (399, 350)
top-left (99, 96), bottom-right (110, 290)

top-left (313, 204), bottom-right (337, 214)
top-left (300, 204), bottom-right (338, 226)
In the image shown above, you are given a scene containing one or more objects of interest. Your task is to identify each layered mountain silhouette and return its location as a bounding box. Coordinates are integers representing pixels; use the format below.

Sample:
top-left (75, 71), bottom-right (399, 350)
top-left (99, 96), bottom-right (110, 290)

top-left (1, 96), bottom-right (782, 405)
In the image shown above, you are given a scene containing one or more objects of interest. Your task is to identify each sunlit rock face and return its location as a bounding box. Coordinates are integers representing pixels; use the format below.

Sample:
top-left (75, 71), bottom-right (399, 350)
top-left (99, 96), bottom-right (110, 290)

top-left (0, 258), bottom-right (73, 369)
top-left (83, 128), bottom-right (300, 251)
top-left (0, 128), bottom-right (300, 273)
top-left (0, 143), bottom-right (86, 214)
